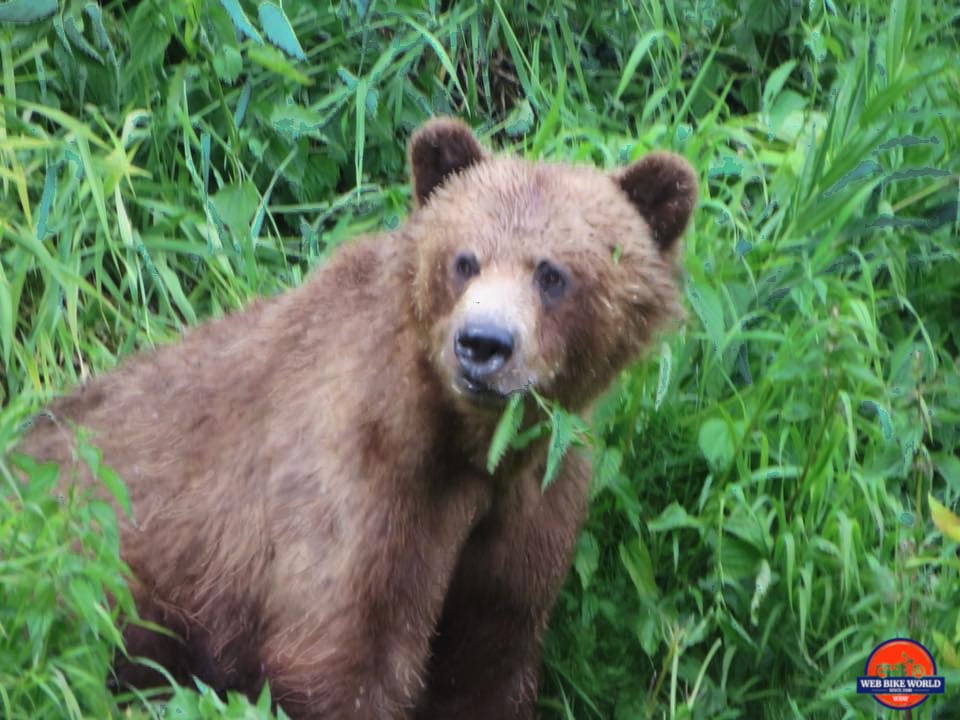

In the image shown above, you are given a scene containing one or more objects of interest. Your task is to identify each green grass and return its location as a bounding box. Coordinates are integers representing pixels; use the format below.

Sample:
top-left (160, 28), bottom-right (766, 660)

top-left (1, 0), bottom-right (958, 718)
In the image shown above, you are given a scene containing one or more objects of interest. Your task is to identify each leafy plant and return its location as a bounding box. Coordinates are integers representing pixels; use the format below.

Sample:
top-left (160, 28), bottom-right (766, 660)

top-left (0, 438), bottom-right (133, 719)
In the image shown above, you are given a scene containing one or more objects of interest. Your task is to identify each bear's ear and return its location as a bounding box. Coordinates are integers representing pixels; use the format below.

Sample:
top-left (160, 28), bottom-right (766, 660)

top-left (613, 152), bottom-right (698, 252)
top-left (409, 118), bottom-right (487, 207)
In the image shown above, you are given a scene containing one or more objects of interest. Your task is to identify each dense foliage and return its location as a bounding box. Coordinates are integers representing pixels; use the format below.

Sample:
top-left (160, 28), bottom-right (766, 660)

top-left (1, 0), bottom-right (958, 718)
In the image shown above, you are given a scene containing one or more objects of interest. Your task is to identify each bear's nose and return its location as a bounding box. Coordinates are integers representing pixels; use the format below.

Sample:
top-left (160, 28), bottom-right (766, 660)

top-left (454, 324), bottom-right (514, 378)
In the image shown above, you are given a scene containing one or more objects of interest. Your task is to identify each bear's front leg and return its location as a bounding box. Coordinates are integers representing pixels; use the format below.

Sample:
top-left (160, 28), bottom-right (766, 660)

top-left (417, 453), bottom-right (591, 720)
top-left (262, 473), bottom-right (493, 720)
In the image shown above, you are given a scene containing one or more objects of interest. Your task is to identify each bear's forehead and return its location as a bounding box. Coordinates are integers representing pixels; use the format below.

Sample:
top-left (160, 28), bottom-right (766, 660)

top-left (415, 157), bottom-right (652, 265)
top-left (461, 158), bottom-right (614, 207)
top-left (419, 158), bottom-right (649, 255)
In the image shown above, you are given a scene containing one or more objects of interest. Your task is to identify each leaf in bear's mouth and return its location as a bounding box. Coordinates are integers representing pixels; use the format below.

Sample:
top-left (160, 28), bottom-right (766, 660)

top-left (486, 394), bottom-right (525, 473)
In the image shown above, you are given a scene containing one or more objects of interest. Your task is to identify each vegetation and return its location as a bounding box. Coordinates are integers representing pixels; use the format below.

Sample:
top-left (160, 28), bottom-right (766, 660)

top-left (1, 0), bottom-right (958, 717)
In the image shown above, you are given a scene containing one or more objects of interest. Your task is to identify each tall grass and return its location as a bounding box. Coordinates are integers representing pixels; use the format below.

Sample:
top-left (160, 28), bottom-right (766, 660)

top-left (1, 0), bottom-right (958, 718)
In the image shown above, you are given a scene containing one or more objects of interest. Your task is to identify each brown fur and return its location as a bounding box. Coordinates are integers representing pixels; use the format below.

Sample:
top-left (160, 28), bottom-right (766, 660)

top-left (17, 117), bottom-right (697, 719)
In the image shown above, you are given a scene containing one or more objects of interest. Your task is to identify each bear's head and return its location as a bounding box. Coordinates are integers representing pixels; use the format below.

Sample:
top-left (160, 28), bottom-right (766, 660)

top-left (407, 118), bottom-right (696, 414)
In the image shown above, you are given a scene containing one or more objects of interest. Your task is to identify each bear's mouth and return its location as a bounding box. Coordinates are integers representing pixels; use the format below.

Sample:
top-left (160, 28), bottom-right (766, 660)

top-left (454, 372), bottom-right (534, 408)
top-left (455, 373), bottom-right (513, 406)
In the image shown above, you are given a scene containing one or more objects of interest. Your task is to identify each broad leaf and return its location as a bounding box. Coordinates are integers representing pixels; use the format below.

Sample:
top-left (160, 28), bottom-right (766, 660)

top-left (258, 2), bottom-right (306, 60)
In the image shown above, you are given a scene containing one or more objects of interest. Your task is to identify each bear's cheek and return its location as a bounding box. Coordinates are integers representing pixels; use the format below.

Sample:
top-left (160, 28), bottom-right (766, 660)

top-left (414, 250), bottom-right (458, 326)
top-left (535, 291), bottom-right (617, 408)
top-left (533, 310), bottom-right (583, 398)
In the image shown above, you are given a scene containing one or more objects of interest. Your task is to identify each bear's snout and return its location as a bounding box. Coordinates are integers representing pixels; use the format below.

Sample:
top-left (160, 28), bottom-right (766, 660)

top-left (454, 323), bottom-right (515, 380)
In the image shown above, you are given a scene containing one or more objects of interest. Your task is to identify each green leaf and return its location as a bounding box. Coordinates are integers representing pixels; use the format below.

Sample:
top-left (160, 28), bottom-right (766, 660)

top-left (247, 44), bottom-right (312, 84)
top-left (647, 502), bottom-right (703, 533)
top-left (153, 256), bottom-right (197, 325)
top-left (213, 45), bottom-right (243, 84)
top-left (258, 2), bottom-right (306, 61)
top-left (0, 264), bottom-right (11, 369)
top-left (687, 280), bottom-right (726, 352)
top-left (10, 453), bottom-right (61, 494)
top-left (83, 3), bottom-right (118, 66)
top-left (743, 0), bottom-right (790, 34)
top-left (219, 0), bottom-right (263, 44)
top-left (35, 160), bottom-right (58, 240)
top-left (509, 419), bottom-right (549, 451)
top-left (593, 446), bottom-right (623, 493)
top-left (486, 393), bottom-right (523, 474)
top-left (0, 0), bottom-right (57, 24)
top-left (861, 400), bottom-right (894, 441)
top-left (930, 495), bottom-right (960, 543)
top-left (504, 98), bottom-right (534, 138)
top-left (543, 406), bottom-right (574, 490)
top-left (698, 418), bottom-right (734, 472)
top-left (51, 12), bottom-right (70, 54)
top-left (354, 76), bottom-right (367, 190)
top-left (68, 576), bottom-right (101, 629)
top-left (781, 531), bottom-right (796, 611)
top-left (933, 452), bottom-right (960, 493)
top-left (201, 131), bottom-right (211, 194)
top-left (749, 559), bottom-right (772, 626)
top-left (270, 102), bottom-right (327, 141)
top-left (337, 65), bottom-right (358, 90)
top-left (574, 530), bottom-right (599, 589)
top-left (619, 536), bottom-right (658, 599)
top-left (125, 0), bottom-right (172, 77)
top-left (766, 89), bottom-right (808, 141)
top-left (256, 680), bottom-right (273, 711)
top-left (614, 30), bottom-right (664, 101)
top-left (234, 80), bottom-right (252, 127)
top-left (932, 630), bottom-right (960, 670)
top-left (762, 59), bottom-right (797, 110)
top-left (63, 15), bottom-right (104, 64)
top-left (211, 181), bottom-right (259, 236)
top-left (75, 436), bottom-right (101, 479)
top-left (654, 341), bottom-right (671, 410)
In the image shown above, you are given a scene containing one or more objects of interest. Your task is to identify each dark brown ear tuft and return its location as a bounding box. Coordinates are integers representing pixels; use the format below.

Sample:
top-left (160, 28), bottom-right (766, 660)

top-left (408, 117), bottom-right (487, 207)
top-left (613, 152), bottom-right (698, 251)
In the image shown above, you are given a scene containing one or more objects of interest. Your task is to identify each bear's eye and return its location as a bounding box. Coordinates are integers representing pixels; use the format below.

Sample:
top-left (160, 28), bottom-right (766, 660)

top-left (453, 252), bottom-right (480, 281)
top-left (535, 260), bottom-right (567, 300)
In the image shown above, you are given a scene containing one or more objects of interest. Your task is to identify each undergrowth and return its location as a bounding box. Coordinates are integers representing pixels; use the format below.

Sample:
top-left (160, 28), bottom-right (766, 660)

top-left (1, 0), bottom-right (958, 718)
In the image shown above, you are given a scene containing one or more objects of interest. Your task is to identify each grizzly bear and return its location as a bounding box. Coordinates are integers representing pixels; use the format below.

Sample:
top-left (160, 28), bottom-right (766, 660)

top-left (17, 117), bottom-right (697, 719)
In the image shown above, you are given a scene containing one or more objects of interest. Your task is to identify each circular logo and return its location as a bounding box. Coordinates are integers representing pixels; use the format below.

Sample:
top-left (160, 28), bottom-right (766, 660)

top-left (858, 638), bottom-right (943, 710)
